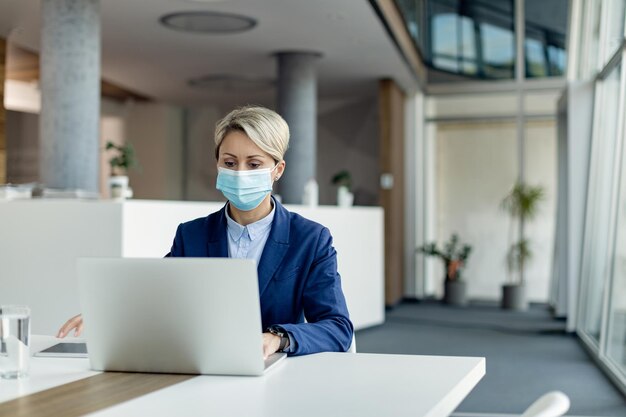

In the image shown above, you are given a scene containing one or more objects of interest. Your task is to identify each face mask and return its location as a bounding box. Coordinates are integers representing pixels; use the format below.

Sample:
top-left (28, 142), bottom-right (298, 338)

top-left (216, 165), bottom-right (277, 211)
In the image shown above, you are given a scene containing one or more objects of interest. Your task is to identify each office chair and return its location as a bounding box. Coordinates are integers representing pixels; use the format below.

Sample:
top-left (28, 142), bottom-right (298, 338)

top-left (521, 391), bottom-right (570, 417)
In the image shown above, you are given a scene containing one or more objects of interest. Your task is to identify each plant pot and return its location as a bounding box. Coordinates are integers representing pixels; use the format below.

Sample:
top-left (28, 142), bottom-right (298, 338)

top-left (444, 280), bottom-right (467, 306)
top-left (337, 185), bottom-right (354, 208)
top-left (108, 175), bottom-right (129, 200)
top-left (501, 284), bottom-right (528, 311)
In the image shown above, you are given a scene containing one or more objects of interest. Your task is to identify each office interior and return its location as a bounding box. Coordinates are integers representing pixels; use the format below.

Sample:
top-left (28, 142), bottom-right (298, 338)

top-left (0, 0), bottom-right (626, 415)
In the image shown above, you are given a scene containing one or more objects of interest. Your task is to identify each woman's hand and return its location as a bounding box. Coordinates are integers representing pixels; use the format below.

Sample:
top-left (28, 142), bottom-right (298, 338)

top-left (262, 332), bottom-right (282, 359)
top-left (57, 314), bottom-right (83, 338)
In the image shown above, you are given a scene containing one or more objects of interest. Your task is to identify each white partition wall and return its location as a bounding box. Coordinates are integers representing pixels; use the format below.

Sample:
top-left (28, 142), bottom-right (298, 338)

top-left (0, 199), bottom-right (384, 335)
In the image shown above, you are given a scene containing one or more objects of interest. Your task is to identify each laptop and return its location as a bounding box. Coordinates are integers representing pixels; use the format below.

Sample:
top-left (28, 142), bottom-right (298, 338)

top-left (76, 257), bottom-right (287, 376)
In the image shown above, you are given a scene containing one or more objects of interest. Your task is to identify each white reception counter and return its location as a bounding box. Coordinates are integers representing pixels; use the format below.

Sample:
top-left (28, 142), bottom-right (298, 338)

top-left (0, 199), bottom-right (384, 334)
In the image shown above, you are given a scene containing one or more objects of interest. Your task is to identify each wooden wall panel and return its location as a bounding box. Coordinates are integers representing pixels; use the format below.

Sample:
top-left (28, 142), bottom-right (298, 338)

top-left (5, 43), bottom-right (149, 102)
top-left (379, 79), bottom-right (405, 306)
top-left (0, 38), bottom-right (6, 184)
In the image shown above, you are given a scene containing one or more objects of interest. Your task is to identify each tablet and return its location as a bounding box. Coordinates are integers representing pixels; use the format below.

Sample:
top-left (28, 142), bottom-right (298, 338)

top-left (35, 343), bottom-right (88, 358)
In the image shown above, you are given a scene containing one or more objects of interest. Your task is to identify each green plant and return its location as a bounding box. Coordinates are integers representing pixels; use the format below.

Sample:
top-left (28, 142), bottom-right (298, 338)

top-left (417, 234), bottom-right (472, 281)
top-left (105, 141), bottom-right (138, 176)
top-left (331, 170), bottom-right (352, 190)
top-left (501, 182), bottom-right (545, 285)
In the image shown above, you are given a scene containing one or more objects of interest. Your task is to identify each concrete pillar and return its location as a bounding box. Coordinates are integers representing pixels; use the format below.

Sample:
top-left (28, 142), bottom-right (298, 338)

top-left (40, 0), bottom-right (100, 192)
top-left (276, 52), bottom-right (320, 204)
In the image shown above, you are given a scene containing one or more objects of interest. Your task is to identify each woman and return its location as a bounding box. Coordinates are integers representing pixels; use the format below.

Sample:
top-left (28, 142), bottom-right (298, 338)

top-left (58, 106), bottom-right (354, 358)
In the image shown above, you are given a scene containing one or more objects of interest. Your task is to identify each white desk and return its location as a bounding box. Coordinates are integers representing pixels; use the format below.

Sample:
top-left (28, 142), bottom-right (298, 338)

top-left (0, 336), bottom-right (96, 404)
top-left (0, 336), bottom-right (485, 417)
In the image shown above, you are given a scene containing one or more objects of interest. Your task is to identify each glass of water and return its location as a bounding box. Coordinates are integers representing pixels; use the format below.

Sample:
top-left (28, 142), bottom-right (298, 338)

top-left (0, 305), bottom-right (31, 379)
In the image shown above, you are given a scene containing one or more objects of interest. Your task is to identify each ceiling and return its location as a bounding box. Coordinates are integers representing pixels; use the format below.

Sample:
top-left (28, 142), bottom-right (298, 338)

top-left (0, 0), bottom-right (418, 106)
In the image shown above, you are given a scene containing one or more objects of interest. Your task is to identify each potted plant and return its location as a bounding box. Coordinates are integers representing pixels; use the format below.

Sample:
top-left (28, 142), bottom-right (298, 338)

top-left (331, 170), bottom-right (354, 207)
top-left (105, 141), bottom-right (138, 199)
top-left (418, 234), bottom-right (472, 306)
top-left (500, 182), bottom-right (545, 310)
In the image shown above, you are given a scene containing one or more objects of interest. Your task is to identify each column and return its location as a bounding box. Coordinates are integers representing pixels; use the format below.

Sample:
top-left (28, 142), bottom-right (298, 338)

top-left (379, 79), bottom-right (405, 306)
top-left (40, 0), bottom-right (100, 192)
top-left (276, 52), bottom-right (320, 204)
top-left (0, 38), bottom-right (6, 184)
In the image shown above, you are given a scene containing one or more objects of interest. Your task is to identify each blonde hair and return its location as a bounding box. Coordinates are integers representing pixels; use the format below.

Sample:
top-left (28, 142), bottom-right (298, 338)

top-left (214, 106), bottom-right (290, 162)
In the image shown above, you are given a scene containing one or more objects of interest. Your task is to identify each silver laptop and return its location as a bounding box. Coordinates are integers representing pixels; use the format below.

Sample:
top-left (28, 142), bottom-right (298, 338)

top-left (77, 257), bottom-right (286, 376)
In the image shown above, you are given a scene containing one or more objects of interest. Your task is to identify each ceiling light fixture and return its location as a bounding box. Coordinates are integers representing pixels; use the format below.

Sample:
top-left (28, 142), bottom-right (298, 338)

top-left (160, 11), bottom-right (257, 34)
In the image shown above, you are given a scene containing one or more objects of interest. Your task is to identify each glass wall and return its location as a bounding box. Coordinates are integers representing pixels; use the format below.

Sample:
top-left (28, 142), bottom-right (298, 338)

top-left (524, 0), bottom-right (568, 77)
top-left (608, 126), bottom-right (626, 367)
top-left (579, 0), bottom-right (603, 78)
top-left (395, 0), bottom-right (568, 79)
top-left (603, 0), bottom-right (626, 64)
top-left (580, 62), bottom-right (622, 343)
top-left (575, 0), bottom-right (626, 392)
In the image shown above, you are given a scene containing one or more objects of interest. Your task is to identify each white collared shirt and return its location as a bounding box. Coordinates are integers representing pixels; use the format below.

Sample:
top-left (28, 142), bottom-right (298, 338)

top-left (224, 203), bottom-right (275, 264)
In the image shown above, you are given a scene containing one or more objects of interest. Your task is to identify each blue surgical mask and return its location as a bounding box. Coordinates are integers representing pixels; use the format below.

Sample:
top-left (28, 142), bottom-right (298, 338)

top-left (216, 165), bottom-right (277, 211)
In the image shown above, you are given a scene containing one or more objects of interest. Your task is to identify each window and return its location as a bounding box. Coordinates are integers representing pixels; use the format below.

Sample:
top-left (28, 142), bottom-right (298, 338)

top-left (481, 22), bottom-right (515, 79)
top-left (432, 13), bottom-right (478, 74)
top-left (608, 111), bottom-right (626, 372)
top-left (396, 0), bottom-right (568, 79)
top-left (580, 63), bottom-right (622, 343)
top-left (603, 0), bottom-right (626, 64)
top-left (524, 0), bottom-right (567, 78)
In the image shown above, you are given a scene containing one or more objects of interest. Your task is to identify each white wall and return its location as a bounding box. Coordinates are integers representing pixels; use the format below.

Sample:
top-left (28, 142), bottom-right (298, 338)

top-left (100, 98), bottom-right (128, 197)
top-left (422, 91), bottom-right (559, 303)
top-left (185, 106), bottom-right (223, 202)
top-left (126, 102), bottom-right (184, 201)
top-left (4, 97), bottom-right (185, 202)
top-left (5, 110), bottom-right (39, 184)
top-left (433, 121), bottom-right (518, 300)
top-left (317, 95), bottom-right (379, 206)
top-left (181, 93), bottom-right (380, 207)
top-left (0, 200), bottom-right (384, 335)
top-left (523, 120), bottom-right (558, 301)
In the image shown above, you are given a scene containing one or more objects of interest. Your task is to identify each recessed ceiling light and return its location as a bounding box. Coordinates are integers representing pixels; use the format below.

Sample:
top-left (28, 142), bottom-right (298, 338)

top-left (160, 11), bottom-right (257, 34)
top-left (188, 75), bottom-right (274, 92)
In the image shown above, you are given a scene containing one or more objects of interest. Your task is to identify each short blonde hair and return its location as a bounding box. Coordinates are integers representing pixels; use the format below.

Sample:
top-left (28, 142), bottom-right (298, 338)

top-left (214, 106), bottom-right (290, 163)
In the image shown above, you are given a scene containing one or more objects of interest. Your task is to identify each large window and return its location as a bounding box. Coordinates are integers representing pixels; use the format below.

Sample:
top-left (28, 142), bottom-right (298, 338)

top-left (575, 0), bottom-right (626, 392)
top-left (580, 62), bottom-right (622, 343)
top-left (481, 20), bottom-right (515, 78)
top-left (603, 0), bottom-right (626, 64)
top-left (432, 13), bottom-right (478, 74)
top-left (429, 0), bottom-right (516, 79)
top-left (524, 0), bottom-right (567, 78)
top-left (396, 0), bottom-right (424, 48)
top-left (608, 114), bottom-right (626, 369)
top-left (395, 0), bottom-right (568, 80)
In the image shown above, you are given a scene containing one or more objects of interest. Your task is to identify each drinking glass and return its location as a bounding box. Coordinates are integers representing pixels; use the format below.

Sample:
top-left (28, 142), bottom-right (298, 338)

top-left (0, 305), bottom-right (31, 379)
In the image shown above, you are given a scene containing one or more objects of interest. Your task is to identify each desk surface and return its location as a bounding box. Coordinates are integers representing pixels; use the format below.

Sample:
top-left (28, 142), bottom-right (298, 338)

top-left (0, 336), bottom-right (485, 417)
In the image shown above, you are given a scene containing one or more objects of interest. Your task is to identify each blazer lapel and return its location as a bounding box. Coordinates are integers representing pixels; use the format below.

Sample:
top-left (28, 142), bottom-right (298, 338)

top-left (257, 198), bottom-right (290, 296)
top-left (206, 204), bottom-right (229, 258)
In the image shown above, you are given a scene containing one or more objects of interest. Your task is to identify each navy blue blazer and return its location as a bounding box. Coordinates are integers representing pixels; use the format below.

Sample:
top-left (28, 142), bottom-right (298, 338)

top-left (165, 198), bottom-right (354, 356)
